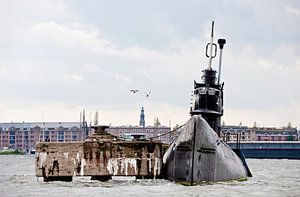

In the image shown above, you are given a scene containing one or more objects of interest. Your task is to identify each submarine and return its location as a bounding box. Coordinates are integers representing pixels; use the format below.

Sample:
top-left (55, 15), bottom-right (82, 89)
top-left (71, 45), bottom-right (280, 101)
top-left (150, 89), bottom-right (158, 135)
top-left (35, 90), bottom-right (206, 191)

top-left (163, 21), bottom-right (251, 185)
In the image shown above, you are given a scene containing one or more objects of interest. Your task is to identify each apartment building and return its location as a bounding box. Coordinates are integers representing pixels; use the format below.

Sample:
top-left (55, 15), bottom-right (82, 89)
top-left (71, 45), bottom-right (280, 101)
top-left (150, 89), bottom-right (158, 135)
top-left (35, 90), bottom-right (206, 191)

top-left (254, 127), bottom-right (298, 141)
top-left (0, 122), bottom-right (89, 153)
top-left (221, 125), bottom-right (298, 142)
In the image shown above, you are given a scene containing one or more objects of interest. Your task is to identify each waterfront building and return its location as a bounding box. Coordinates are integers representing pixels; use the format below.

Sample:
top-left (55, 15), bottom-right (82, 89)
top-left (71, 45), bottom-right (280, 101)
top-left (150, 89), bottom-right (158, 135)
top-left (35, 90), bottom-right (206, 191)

top-left (221, 125), bottom-right (254, 142)
top-left (0, 122), bottom-right (89, 153)
top-left (254, 127), bottom-right (298, 141)
top-left (0, 107), bottom-right (172, 153)
top-left (221, 125), bottom-right (298, 142)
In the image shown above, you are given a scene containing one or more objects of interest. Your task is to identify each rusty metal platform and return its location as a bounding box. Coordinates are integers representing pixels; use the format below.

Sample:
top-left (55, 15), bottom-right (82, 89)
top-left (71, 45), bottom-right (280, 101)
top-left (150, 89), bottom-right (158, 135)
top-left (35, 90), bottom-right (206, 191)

top-left (35, 126), bottom-right (162, 182)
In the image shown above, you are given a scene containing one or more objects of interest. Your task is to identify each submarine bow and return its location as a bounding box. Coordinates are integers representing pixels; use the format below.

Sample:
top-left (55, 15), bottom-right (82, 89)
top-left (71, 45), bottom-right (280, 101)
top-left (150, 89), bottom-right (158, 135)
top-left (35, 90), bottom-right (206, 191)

top-left (163, 115), bottom-right (248, 183)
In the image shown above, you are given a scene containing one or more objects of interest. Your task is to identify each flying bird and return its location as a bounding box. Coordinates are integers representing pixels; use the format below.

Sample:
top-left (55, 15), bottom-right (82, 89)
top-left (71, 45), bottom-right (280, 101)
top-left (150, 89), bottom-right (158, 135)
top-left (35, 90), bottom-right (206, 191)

top-left (130, 89), bottom-right (139, 93)
top-left (145, 91), bottom-right (151, 97)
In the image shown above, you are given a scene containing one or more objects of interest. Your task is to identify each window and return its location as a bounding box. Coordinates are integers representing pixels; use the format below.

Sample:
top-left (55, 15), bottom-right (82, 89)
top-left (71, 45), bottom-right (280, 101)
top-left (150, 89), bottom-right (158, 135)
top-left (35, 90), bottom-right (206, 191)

top-left (58, 131), bottom-right (64, 142)
top-left (72, 135), bottom-right (77, 141)
top-left (44, 131), bottom-right (50, 141)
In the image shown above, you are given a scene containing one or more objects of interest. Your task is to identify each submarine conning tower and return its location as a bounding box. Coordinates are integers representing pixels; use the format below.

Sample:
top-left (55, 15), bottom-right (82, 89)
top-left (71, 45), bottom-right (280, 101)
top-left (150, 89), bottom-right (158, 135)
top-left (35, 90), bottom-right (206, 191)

top-left (190, 21), bottom-right (226, 137)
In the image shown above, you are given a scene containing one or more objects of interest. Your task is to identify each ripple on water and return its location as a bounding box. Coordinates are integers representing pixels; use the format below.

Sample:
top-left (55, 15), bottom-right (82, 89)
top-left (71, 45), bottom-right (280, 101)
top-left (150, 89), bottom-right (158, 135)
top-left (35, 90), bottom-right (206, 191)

top-left (1, 156), bottom-right (300, 196)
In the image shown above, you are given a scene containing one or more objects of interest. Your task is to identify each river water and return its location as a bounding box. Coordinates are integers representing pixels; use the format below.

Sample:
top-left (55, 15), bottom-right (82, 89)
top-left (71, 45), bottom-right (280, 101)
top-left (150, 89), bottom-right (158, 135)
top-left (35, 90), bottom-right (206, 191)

top-left (0, 155), bottom-right (299, 197)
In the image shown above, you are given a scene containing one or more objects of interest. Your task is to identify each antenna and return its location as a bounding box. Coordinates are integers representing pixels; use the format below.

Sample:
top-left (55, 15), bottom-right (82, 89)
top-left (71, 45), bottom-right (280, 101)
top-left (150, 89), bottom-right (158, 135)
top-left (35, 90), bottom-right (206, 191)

top-left (206, 21), bottom-right (217, 69)
top-left (82, 109), bottom-right (85, 124)
top-left (94, 110), bottom-right (99, 126)
top-left (80, 111), bottom-right (82, 125)
top-left (217, 38), bottom-right (226, 84)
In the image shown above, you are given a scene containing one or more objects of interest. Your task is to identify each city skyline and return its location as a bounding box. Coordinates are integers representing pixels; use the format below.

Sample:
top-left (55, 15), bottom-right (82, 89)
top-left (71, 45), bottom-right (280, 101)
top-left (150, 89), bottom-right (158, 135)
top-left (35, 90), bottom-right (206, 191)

top-left (0, 1), bottom-right (300, 128)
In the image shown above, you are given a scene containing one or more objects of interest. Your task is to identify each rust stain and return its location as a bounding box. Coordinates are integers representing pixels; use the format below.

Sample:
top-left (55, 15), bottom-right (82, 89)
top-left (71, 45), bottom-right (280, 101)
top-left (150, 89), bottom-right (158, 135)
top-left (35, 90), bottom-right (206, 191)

top-left (35, 127), bottom-right (163, 181)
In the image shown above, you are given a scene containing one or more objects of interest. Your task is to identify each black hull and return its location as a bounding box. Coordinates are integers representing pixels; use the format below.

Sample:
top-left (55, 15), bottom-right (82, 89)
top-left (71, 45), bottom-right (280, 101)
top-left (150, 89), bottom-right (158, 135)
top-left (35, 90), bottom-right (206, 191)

top-left (163, 115), bottom-right (248, 184)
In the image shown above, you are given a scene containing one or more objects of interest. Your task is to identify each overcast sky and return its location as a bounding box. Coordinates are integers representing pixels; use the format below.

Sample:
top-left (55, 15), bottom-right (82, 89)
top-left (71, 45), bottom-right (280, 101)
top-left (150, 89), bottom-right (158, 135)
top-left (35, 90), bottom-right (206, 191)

top-left (0, 0), bottom-right (299, 128)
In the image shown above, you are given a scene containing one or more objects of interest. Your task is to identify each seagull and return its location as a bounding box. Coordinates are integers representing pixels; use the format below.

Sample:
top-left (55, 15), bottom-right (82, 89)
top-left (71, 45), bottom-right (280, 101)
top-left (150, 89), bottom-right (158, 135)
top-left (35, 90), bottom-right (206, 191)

top-left (130, 89), bottom-right (139, 93)
top-left (145, 91), bottom-right (151, 97)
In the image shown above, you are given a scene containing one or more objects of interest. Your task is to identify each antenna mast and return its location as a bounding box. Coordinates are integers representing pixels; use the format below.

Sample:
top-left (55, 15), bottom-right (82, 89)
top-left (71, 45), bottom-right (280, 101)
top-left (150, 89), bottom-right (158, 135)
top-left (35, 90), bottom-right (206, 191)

top-left (208, 21), bottom-right (214, 69)
top-left (217, 39), bottom-right (226, 84)
top-left (205, 21), bottom-right (217, 70)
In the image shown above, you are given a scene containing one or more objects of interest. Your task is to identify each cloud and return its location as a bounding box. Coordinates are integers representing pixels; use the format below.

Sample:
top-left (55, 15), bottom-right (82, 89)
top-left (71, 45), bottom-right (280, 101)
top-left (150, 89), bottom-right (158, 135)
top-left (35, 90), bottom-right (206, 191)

top-left (31, 21), bottom-right (171, 62)
top-left (63, 74), bottom-right (82, 81)
top-left (224, 99), bottom-right (300, 128)
top-left (257, 59), bottom-right (276, 69)
top-left (80, 62), bottom-right (132, 83)
top-left (256, 46), bottom-right (300, 71)
top-left (21, 19), bottom-right (300, 128)
top-left (1, 0), bottom-right (300, 128)
top-left (0, 65), bottom-right (8, 72)
top-left (110, 71), bottom-right (131, 82)
top-left (0, 96), bottom-right (83, 122)
top-left (31, 21), bottom-right (204, 85)
top-left (31, 22), bottom-right (116, 54)
top-left (31, 21), bottom-right (168, 64)
top-left (285, 6), bottom-right (300, 16)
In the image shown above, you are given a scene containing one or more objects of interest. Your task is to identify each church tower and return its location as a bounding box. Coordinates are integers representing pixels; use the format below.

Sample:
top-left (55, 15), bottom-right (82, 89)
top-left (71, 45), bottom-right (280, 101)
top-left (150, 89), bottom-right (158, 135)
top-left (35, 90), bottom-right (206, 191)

top-left (139, 106), bottom-right (145, 127)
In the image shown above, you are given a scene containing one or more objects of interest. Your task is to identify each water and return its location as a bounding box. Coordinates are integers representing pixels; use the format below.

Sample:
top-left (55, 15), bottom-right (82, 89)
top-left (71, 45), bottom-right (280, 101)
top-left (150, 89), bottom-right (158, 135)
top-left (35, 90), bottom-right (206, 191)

top-left (0, 155), bottom-right (299, 197)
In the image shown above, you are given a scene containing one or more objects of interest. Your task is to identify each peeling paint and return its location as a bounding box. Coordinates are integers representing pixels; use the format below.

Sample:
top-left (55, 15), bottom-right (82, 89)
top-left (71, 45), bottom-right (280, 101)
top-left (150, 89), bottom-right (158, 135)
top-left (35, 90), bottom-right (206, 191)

top-left (39, 152), bottom-right (47, 166)
top-left (124, 158), bottom-right (137, 175)
top-left (107, 158), bottom-right (137, 176)
top-left (80, 159), bottom-right (86, 176)
top-left (148, 153), bottom-right (152, 173)
top-left (76, 153), bottom-right (80, 162)
top-left (153, 158), bottom-right (161, 176)
top-left (120, 159), bottom-right (125, 175)
top-left (35, 140), bottom-right (163, 180)
top-left (107, 158), bottom-right (119, 176)
top-left (63, 152), bottom-right (69, 159)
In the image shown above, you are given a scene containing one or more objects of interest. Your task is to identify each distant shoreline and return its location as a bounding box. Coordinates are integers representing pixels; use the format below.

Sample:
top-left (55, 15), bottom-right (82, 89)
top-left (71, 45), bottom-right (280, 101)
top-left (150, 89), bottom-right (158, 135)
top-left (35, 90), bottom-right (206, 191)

top-left (0, 150), bottom-right (25, 155)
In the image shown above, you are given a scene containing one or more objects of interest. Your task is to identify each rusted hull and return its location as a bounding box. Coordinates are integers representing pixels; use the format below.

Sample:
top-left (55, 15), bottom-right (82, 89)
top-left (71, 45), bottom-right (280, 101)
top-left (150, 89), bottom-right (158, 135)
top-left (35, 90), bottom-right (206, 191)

top-left (35, 141), bottom-right (162, 181)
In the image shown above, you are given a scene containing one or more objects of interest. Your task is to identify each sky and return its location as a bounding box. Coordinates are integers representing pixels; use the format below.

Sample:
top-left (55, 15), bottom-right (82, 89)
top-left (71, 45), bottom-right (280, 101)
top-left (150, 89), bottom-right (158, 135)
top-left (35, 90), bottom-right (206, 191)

top-left (0, 0), bottom-right (299, 128)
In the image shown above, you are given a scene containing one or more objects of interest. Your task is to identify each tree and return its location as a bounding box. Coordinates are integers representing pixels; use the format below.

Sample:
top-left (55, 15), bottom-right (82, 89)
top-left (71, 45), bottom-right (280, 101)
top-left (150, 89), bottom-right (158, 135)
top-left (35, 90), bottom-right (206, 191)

top-left (94, 110), bottom-right (99, 126)
top-left (154, 117), bottom-right (161, 127)
top-left (253, 121), bottom-right (257, 128)
top-left (287, 122), bottom-right (292, 128)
